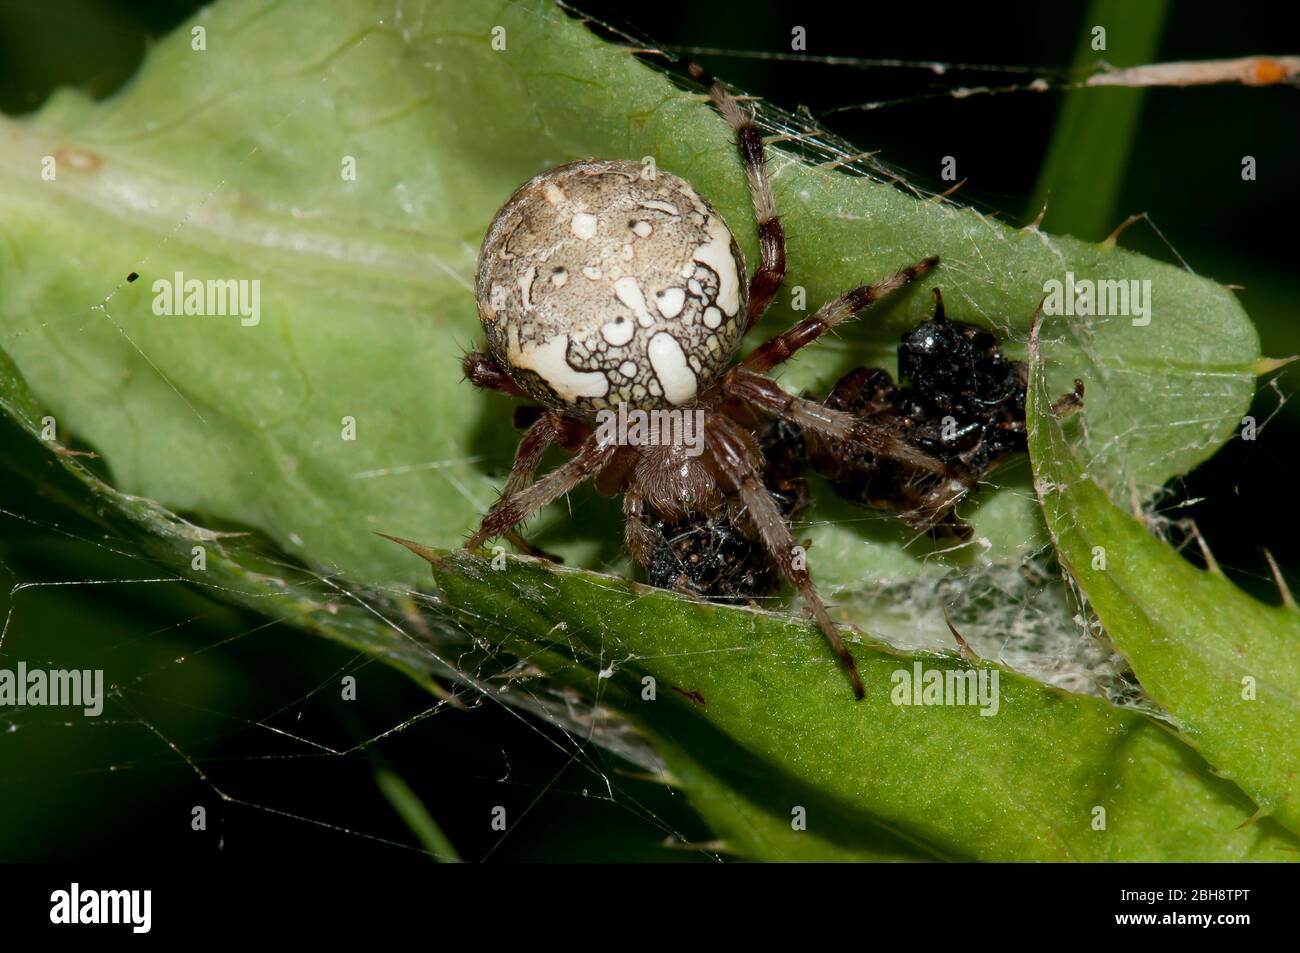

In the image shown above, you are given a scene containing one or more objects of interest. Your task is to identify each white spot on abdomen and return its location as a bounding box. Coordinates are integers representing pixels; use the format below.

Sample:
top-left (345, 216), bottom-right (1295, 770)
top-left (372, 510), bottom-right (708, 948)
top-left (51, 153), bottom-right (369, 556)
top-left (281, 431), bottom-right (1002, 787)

top-left (614, 276), bottom-right (654, 328)
top-left (703, 306), bottom-right (722, 329)
top-left (639, 200), bottom-right (679, 215)
top-left (693, 216), bottom-right (741, 316)
top-left (518, 266), bottom-right (536, 310)
top-left (570, 212), bottom-right (598, 240)
top-left (507, 328), bottom-right (609, 400)
top-left (647, 332), bottom-right (697, 405)
top-left (601, 315), bottom-right (635, 346)
top-left (656, 287), bottom-right (686, 318)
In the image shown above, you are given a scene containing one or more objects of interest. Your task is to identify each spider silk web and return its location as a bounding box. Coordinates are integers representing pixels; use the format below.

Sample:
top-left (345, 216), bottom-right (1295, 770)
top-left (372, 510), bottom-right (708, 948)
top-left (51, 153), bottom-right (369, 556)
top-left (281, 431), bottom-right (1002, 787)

top-left (0, 0), bottom-right (1294, 862)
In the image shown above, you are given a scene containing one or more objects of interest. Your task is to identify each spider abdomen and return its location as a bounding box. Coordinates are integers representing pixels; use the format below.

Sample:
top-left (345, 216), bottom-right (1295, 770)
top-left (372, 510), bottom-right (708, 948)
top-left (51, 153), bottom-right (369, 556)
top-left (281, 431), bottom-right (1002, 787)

top-left (476, 159), bottom-right (748, 415)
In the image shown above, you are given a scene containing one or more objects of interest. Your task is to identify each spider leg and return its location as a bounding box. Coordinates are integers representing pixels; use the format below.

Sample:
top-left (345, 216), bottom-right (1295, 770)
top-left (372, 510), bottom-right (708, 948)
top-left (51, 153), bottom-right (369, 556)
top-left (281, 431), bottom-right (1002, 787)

top-left (500, 411), bottom-right (598, 499)
top-left (704, 414), bottom-right (865, 699)
top-left (622, 491), bottom-right (658, 569)
top-left (463, 350), bottom-right (527, 398)
top-left (463, 358), bottom-right (591, 557)
top-left (492, 411), bottom-right (579, 561)
top-left (741, 257), bottom-right (939, 373)
top-left (687, 61), bottom-right (784, 332)
top-left (721, 367), bottom-right (950, 476)
top-left (466, 431), bottom-right (615, 551)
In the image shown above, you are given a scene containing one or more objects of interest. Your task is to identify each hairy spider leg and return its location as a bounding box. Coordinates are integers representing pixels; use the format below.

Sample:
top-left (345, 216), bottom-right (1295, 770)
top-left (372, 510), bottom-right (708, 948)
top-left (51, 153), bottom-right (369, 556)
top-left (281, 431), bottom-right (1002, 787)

top-left (741, 257), bottom-right (940, 373)
top-left (622, 491), bottom-right (658, 569)
top-left (463, 351), bottom-right (591, 559)
top-left (687, 61), bottom-right (785, 332)
top-left (466, 431), bottom-right (616, 551)
top-left (704, 413), bottom-right (865, 699)
top-left (721, 367), bottom-right (951, 476)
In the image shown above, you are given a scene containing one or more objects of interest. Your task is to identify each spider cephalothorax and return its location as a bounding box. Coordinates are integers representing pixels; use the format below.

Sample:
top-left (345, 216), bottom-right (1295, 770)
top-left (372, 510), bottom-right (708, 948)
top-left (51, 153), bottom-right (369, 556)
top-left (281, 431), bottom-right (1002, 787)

top-left (807, 288), bottom-right (1084, 538)
top-left (462, 62), bottom-right (949, 699)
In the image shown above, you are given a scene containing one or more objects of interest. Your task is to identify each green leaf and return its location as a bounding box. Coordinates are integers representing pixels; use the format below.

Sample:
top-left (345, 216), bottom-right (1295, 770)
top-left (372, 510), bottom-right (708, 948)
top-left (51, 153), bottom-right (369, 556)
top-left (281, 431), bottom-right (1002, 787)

top-left (0, 0), bottom-right (1260, 621)
top-left (407, 542), bottom-right (1297, 861)
top-left (3, 275), bottom-right (1295, 862)
top-left (1028, 315), bottom-right (1300, 834)
top-left (375, 768), bottom-right (462, 862)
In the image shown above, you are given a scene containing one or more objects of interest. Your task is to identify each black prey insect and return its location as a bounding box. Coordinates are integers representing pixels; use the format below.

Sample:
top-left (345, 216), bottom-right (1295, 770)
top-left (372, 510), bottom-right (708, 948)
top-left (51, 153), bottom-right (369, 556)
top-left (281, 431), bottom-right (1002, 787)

top-left (807, 288), bottom-right (1084, 539)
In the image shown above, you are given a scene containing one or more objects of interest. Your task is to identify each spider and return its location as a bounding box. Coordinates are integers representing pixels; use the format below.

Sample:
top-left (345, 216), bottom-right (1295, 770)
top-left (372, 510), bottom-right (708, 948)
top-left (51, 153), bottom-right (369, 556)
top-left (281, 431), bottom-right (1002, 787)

top-left (806, 288), bottom-right (1085, 539)
top-left (462, 63), bottom-right (946, 699)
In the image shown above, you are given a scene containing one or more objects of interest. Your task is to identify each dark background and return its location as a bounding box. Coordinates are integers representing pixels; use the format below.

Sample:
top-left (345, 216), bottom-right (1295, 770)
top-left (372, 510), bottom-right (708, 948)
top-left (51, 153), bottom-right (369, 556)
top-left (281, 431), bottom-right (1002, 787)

top-left (0, 0), bottom-right (1295, 862)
